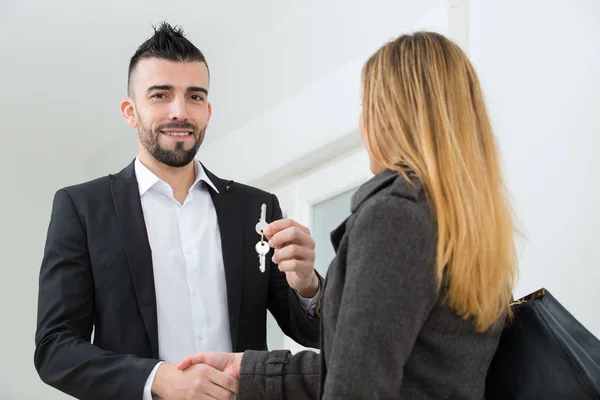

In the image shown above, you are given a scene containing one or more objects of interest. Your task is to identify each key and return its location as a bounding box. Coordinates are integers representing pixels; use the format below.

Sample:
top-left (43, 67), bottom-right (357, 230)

top-left (255, 203), bottom-right (268, 236)
top-left (255, 203), bottom-right (269, 273)
top-left (255, 241), bottom-right (270, 273)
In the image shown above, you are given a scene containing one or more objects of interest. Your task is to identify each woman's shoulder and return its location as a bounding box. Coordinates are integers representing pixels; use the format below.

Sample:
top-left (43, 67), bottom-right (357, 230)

top-left (342, 173), bottom-right (436, 279)
top-left (344, 170), bottom-right (439, 305)
top-left (351, 170), bottom-right (434, 237)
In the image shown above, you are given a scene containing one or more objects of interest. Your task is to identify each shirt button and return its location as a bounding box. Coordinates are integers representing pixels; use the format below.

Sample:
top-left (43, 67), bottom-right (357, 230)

top-left (198, 334), bottom-right (203, 340)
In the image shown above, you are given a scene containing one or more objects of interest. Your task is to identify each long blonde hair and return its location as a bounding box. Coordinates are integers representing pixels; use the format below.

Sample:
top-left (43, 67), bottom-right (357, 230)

top-left (361, 32), bottom-right (518, 332)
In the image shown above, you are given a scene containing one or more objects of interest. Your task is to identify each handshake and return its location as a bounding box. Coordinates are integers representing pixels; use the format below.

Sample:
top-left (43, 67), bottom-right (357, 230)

top-left (152, 352), bottom-right (244, 400)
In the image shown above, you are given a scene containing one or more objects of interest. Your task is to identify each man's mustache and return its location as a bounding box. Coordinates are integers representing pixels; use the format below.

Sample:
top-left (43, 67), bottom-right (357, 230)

top-left (157, 121), bottom-right (197, 131)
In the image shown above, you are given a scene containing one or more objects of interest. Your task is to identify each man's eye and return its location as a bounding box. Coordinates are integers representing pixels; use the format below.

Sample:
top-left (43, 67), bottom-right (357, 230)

top-left (151, 93), bottom-right (166, 99)
top-left (191, 95), bottom-right (205, 101)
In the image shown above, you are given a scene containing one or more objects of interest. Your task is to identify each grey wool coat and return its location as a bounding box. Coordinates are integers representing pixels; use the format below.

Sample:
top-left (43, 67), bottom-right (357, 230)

top-left (239, 169), bottom-right (503, 399)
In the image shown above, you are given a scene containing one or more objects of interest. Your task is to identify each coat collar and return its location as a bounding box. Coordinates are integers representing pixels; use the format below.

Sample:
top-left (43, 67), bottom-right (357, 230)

top-left (351, 168), bottom-right (424, 212)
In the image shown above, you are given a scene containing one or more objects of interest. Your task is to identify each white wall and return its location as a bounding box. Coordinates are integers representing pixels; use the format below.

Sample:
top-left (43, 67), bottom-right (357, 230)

top-left (468, 0), bottom-right (600, 335)
top-left (197, 2), bottom-right (449, 187)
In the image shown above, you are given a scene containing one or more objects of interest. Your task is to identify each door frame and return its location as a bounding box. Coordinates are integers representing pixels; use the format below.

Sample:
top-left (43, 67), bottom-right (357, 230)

top-left (265, 147), bottom-right (373, 353)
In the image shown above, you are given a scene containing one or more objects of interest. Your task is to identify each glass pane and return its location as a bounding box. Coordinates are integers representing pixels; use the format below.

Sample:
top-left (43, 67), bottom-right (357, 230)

top-left (311, 188), bottom-right (357, 277)
top-left (267, 312), bottom-right (285, 350)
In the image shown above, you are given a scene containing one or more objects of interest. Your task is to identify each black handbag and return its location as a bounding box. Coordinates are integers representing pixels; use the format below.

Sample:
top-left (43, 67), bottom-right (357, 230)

top-left (485, 288), bottom-right (600, 399)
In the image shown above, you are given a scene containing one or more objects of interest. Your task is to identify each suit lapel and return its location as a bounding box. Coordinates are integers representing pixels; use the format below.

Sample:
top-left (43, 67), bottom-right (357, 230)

top-left (109, 161), bottom-right (159, 358)
top-left (203, 167), bottom-right (244, 350)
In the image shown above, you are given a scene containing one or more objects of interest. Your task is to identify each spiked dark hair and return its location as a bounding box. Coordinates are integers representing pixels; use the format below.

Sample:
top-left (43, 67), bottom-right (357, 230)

top-left (127, 22), bottom-right (209, 96)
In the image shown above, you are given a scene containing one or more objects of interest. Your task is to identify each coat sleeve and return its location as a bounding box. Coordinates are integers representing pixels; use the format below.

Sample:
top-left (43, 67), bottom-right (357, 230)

top-left (321, 197), bottom-right (439, 399)
top-left (238, 349), bottom-right (320, 400)
top-left (266, 194), bottom-right (321, 348)
top-left (34, 189), bottom-right (159, 400)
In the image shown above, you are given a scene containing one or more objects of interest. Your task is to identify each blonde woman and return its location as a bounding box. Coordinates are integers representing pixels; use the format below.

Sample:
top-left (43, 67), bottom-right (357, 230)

top-left (178, 31), bottom-right (518, 400)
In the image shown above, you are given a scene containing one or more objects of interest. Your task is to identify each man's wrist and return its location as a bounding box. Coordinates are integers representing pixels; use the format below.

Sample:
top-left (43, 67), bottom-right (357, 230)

top-left (151, 362), bottom-right (177, 398)
top-left (296, 272), bottom-right (320, 298)
top-left (144, 362), bottom-right (163, 400)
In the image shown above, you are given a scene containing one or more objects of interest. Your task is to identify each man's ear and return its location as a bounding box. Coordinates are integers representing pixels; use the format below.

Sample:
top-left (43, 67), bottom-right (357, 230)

top-left (205, 101), bottom-right (213, 129)
top-left (120, 98), bottom-right (138, 128)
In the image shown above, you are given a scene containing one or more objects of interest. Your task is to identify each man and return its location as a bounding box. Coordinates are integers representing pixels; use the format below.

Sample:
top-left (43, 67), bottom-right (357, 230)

top-left (34, 22), bottom-right (322, 400)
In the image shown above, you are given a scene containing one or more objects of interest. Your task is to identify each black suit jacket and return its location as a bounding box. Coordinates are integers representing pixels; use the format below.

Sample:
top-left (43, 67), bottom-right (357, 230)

top-left (34, 160), bottom-right (321, 400)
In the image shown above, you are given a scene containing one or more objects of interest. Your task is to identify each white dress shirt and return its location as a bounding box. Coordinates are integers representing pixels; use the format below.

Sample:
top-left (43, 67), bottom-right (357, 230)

top-left (134, 158), bottom-right (318, 399)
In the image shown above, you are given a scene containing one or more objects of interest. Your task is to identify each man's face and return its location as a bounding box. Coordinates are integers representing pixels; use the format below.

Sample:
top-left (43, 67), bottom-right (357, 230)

top-left (122, 58), bottom-right (211, 167)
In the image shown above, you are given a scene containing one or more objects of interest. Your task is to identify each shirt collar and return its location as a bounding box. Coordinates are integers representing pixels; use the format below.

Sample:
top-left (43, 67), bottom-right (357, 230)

top-left (134, 157), bottom-right (219, 196)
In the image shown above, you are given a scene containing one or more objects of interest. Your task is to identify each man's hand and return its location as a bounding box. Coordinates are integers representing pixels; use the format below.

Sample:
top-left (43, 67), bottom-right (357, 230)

top-left (177, 352), bottom-right (243, 380)
top-left (264, 218), bottom-right (319, 298)
top-left (151, 362), bottom-right (238, 400)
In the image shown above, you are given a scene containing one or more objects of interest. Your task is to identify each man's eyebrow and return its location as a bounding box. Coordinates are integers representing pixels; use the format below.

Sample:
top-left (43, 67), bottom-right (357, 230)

top-left (187, 86), bottom-right (208, 95)
top-left (146, 85), bottom-right (207, 96)
top-left (146, 84), bottom-right (173, 92)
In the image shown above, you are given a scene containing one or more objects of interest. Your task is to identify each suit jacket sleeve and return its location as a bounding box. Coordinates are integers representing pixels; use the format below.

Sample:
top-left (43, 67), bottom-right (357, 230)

top-left (34, 189), bottom-right (159, 400)
top-left (266, 194), bottom-right (321, 348)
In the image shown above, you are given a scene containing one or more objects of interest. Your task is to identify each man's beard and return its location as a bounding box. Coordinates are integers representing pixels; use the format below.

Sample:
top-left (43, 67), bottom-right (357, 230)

top-left (138, 116), bottom-right (206, 168)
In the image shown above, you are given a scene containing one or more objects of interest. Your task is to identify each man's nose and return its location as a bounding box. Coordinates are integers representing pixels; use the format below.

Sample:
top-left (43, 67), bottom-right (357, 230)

top-left (168, 98), bottom-right (188, 120)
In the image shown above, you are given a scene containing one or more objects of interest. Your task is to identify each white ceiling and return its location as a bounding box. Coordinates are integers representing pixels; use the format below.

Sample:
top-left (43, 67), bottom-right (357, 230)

top-left (0, 0), bottom-right (439, 161)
